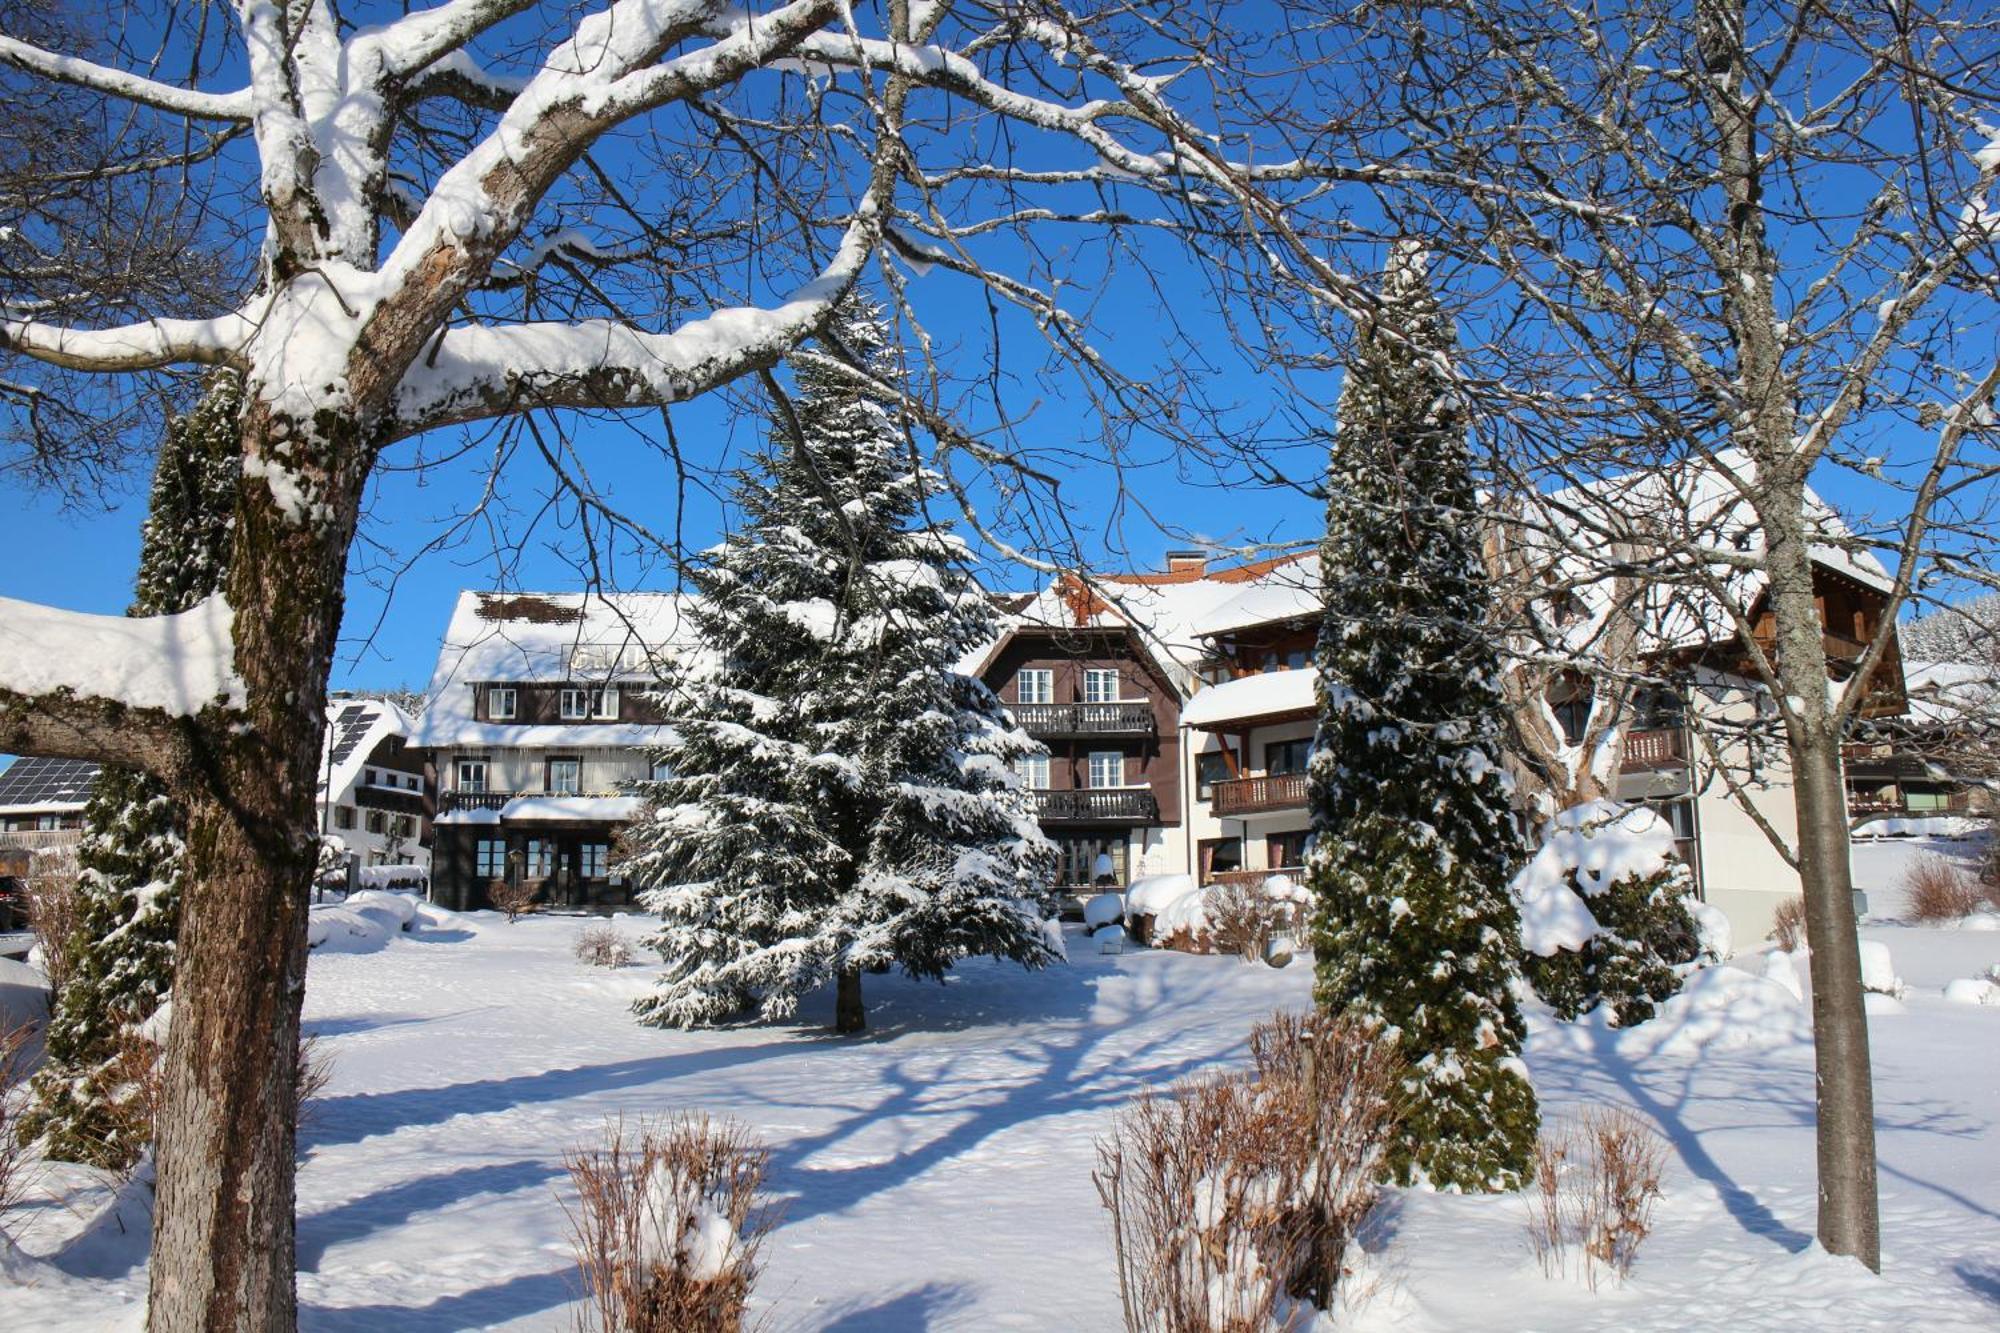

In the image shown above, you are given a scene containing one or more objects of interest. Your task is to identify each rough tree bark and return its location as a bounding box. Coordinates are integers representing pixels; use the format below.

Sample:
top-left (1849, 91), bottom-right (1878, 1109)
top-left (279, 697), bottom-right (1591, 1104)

top-left (835, 967), bottom-right (865, 1034)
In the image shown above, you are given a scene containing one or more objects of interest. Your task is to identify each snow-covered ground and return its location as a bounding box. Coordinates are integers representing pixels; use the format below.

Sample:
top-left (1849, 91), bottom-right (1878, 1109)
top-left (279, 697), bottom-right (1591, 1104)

top-left (3, 838), bottom-right (1996, 1330)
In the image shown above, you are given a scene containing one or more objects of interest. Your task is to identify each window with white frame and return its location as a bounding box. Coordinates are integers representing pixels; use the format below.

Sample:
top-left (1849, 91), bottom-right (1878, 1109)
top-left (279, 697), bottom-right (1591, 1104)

top-left (525, 839), bottom-right (553, 877)
top-left (548, 757), bottom-right (582, 795)
top-left (487, 686), bottom-right (517, 720)
top-left (591, 686), bottom-right (620, 719)
top-left (650, 759), bottom-right (673, 781)
top-left (365, 809), bottom-right (386, 834)
top-left (1017, 668), bottom-right (1053, 704)
top-left (456, 758), bottom-right (488, 793)
top-left (475, 839), bottom-right (506, 878)
top-left (1083, 668), bottom-right (1120, 703)
top-left (1015, 754), bottom-right (1051, 789)
top-left (559, 687), bottom-right (590, 719)
top-left (1088, 751), bottom-right (1125, 788)
top-left (580, 843), bottom-right (609, 878)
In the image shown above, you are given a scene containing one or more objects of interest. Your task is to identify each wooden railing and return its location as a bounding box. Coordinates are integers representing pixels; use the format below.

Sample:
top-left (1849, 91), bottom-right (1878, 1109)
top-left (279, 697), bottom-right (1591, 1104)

top-left (0, 828), bottom-right (84, 853)
top-left (1032, 788), bottom-right (1159, 823)
top-left (1205, 865), bottom-right (1305, 891)
top-left (437, 789), bottom-right (513, 813)
top-left (1012, 701), bottom-right (1155, 737)
top-left (1621, 728), bottom-right (1687, 771)
top-left (1209, 772), bottom-right (1309, 816)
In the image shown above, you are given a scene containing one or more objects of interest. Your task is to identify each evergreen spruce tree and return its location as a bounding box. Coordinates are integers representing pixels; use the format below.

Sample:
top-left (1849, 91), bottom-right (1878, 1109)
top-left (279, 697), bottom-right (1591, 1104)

top-left (629, 302), bottom-right (1056, 1033)
top-left (1306, 247), bottom-right (1539, 1192)
top-left (20, 373), bottom-right (241, 1168)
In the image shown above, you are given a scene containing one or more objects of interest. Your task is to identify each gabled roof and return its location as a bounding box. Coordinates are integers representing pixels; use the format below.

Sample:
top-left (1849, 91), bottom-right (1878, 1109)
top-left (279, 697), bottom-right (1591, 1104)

top-left (318, 697), bottom-right (419, 803)
top-left (409, 591), bottom-right (695, 750)
top-left (0, 755), bottom-right (99, 815)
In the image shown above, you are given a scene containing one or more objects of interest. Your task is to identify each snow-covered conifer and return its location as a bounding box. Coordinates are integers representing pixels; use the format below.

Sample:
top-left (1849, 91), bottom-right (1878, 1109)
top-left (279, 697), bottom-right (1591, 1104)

top-left (1305, 247), bottom-right (1539, 1191)
top-left (21, 373), bottom-right (241, 1168)
top-left (629, 303), bottom-right (1055, 1033)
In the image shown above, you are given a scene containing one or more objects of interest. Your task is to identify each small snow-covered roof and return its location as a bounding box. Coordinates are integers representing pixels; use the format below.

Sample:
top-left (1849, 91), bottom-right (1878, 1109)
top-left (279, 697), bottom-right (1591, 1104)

top-left (499, 794), bottom-right (642, 822)
top-left (1182, 668), bottom-right (1316, 728)
top-left (0, 755), bottom-right (99, 816)
top-left (1900, 658), bottom-right (1996, 728)
top-left (410, 591), bottom-right (695, 750)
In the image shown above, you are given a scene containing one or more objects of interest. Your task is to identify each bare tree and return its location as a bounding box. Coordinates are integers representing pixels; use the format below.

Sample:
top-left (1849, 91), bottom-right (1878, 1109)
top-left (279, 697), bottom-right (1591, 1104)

top-left (0, 4), bottom-right (1375, 1327)
top-left (1245, 0), bottom-right (2000, 1271)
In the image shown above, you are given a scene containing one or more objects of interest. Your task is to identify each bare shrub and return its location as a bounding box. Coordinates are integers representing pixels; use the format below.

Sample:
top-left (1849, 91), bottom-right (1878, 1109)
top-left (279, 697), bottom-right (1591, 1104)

top-left (0, 1022), bottom-right (37, 1235)
top-left (1903, 853), bottom-right (1983, 922)
top-left (295, 1034), bottom-right (335, 1136)
top-left (1526, 1108), bottom-right (1666, 1289)
top-left (564, 1115), bottom-right (774, 1333)
top-left (575, 923), bottom-right (635, 969)
top-left (1094, 1014), bottom-right (1401, 1329)
top-left (489, 878), bottom-right (540, 923)
top-left (23, 860), bottom-right (82, 999)
top-left (1768, 894), bottom-right (1807, 952)
top-left (1206, 883), bottom-right (1296, 963)
top-left (94, 1026), bottom-right (334, 1171)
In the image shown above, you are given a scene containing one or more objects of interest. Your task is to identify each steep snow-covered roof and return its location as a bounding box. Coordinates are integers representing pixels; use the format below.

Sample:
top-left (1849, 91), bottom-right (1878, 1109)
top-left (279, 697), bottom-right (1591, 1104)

top-left (318, 696), bottom-right (418, 804)
top-left (0, 755), bottom-right (100, 816)
top-left (409, 591), bottom-right (695, 749)
top-left (1190, 566), bottom-right (1321, 638)
top-left (1181, 667), bottom-right (1316, 728)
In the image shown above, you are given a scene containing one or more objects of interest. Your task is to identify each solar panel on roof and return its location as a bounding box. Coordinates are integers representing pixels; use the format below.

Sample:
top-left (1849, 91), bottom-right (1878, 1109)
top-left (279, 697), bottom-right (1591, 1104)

top-left (325, 703), bottom-right (374, 767)
top-left (0, 755), bottom-right (101, 809)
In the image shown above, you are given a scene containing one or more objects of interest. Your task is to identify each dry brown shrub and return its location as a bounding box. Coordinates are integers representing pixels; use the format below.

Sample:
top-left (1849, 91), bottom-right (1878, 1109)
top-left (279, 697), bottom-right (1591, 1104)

top-left (1903, 853), bottom-right (1983, 922)
top-left (489, 878), bottom-right (541, 923)
top-left (575, 922), bottom-right (635, 968)
top-left (0, 1022), bottom-right (37, 1235)
top-left (1206, 884), bottom-right (1296, 963)
top-left (1527, 1107), bottom-right (1666, 1289)
top-left (98, 1026), bottom-right (334, 1171)
top-left (23, 860), bottom-right (82, 999)
top-left (1093, 1013), bottom-right (1401, 1330)
top-left (564, 1115), bottom-right (774, 1333)
top-left (1768, 894), bottom-right (1808, 951)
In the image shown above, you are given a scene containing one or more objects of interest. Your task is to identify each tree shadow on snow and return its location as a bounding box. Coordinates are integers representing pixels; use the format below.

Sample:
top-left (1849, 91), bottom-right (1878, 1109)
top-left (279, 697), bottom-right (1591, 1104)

top-left (804, 1280), bottom-right (978, 1330)
top-left (295, 1159), bottom-right (568, 1271)
top-left (300, 1265), bottom-right (577, 1332)
top-left (1954, 1258), bottom-right (2000, 1307)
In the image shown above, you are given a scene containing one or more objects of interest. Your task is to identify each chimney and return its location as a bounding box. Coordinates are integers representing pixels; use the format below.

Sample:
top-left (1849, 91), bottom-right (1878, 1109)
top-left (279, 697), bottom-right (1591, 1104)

top-left (1165, 549), bottom-right (1208, 577)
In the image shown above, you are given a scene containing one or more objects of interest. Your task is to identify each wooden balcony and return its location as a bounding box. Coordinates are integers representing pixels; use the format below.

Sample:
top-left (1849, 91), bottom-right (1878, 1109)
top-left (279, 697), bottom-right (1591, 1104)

top-left (1621, 728), bottom-right (1687, 772)
top-left (1209, 772), bottom-right (1309, 817)
top-left (437, 789), bottom-right (513, 813)
top-left (1205, 865), bottom-right (1305, 891)
top-left (1012, 701), bottom-right (1155, 738)
top-left (0, 828), bottom-right (83, 854)
top-left (1032, 788), bottom-right (1160, 823)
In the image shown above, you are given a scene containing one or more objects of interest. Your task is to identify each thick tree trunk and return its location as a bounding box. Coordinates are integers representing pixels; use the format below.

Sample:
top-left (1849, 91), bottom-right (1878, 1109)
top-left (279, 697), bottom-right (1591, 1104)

top-left (1763, 490), bottom-right (1881, 1272)
top-left (835, 967), bottom-right (865, 1034)
top-left (147, 407), bottom-right (355, 1330)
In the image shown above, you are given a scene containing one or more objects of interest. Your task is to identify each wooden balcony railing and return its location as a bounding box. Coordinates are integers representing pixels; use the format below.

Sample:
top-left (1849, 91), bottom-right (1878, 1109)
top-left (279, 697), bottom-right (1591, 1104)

top-left (1032, 788), bottom-right (1159, 823)
top-left (0, 828), bottom-right (84, 854)
top-left (1209, 772), bottom-right (1309, 817)
top-left (1012, 701), bottom-right (1155, 738)
top-left (437, 789), bottom-right (513, 813)
top-left (1621, 728), bottom-right (1687, 772)
top-left (1204, 865), bottom-right (1306, 891)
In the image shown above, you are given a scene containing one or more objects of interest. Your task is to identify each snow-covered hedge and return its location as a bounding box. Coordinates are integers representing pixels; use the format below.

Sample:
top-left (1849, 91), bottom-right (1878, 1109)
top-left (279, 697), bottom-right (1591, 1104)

top-left (1513, 802), bottom-right (1707, 1026)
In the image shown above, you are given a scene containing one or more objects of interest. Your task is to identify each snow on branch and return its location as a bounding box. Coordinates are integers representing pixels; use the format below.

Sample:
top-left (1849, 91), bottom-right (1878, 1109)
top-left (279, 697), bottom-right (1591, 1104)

top-left (0, 310), bottom-right (254, 374)
top-left (0, 594), bottom-right (245, 717)
top-left (0, 34), bottom-right (254, 120)
top-left (394, 213), bottom-right (881, 431)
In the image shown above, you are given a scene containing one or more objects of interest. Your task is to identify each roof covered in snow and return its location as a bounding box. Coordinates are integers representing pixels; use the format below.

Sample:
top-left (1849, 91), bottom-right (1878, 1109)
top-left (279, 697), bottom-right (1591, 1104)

top-left (1181, 667), bottom-right (1317, 728)
top-left (319, 696), bottom-right (418, 804)
top-left (410, 591), bottom-right (695, 750)
top-left (0, 755), bottom-right (100, 815)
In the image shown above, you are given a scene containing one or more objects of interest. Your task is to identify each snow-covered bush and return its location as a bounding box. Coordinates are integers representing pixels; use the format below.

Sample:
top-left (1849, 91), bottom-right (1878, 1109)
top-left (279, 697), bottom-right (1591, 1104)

top-left (1516, 803), bottom-right (1705, 1027)
top-left (1083, 892), bottom-right (1125, 931)
top-left (1903, 853), bottom-right (1983, 922)
top-left (1528, 1107), bottom-right (1666, 1289)
top-left (1858, 941), bottom-right (1906, 1000)
top-left (575, 923), bottom-right (635, 969)
top-left (563, 1115), bottom-right (774, 1333)
top-left (1093, 1014), bottom-right (1401, 1327)
top-left (1208, 878), bottom-right (1306, 964)
top-left (1768, 894), bottom-right (1807, 952)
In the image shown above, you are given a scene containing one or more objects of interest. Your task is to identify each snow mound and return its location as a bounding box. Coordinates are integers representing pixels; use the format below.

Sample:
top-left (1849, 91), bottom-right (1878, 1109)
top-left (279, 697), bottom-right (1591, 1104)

top-left (1691, 899), bottom-right (1733, 961)
top-left (1859, 940), bottom-right (1905, 999)
top-left (308, 907), bottom-right (394, 953)
top-left (0, 954), bottom-right (49, 1029)
top-left (1942, 977), bottom-right (2000, 1005)
top-left (1960, 910), bottom-right (2000, 932)
top-left (1094, 924), bottom-right (1129, 954)
top-left (1083, 892), bottom-right (1125, 930)
top-left (1125, 873), bottom-right (1197, 918)
top-left (346, 890), bottom-right (420, 928)
top-left (1851, 815), bottom-right (1985, 840)
top-left (1762, 949), bottom-right (1805, 1002)
top-left (1618, 965), bottom-right (1813, 1056)
top-left (1039, 916), bottom-right (1068, 963)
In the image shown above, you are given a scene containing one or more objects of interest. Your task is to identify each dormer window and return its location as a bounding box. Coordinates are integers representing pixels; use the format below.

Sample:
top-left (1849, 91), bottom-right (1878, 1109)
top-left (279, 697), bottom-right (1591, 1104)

top-left (488, 686), bottom-right (517, 720)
